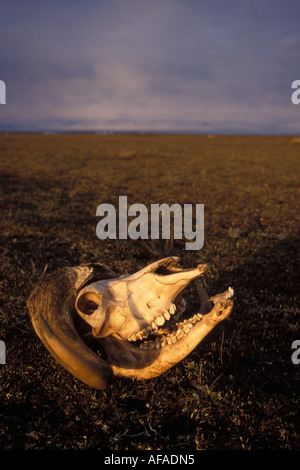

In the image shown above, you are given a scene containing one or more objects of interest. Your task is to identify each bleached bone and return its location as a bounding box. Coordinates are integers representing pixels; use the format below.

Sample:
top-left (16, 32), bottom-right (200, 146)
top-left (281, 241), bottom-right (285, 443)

top-left (27, 257), bottom-right (234, 389)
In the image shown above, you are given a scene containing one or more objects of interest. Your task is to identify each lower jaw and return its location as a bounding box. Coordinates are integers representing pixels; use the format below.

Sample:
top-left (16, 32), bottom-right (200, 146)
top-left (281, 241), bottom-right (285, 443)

top-left (137, 312), bottom-right (204, 350)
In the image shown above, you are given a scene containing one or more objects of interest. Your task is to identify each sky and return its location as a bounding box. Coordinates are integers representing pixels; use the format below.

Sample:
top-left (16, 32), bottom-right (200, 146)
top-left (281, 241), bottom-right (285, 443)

top-left (0, 0), bottom-right (300, 134)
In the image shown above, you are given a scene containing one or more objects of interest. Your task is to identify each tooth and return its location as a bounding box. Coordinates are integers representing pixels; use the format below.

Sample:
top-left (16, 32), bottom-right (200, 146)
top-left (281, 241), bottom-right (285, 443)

top-left (136, 332), bottom-right (143, 340)
top-left (164, 310), bottom-right (171, 320)
top-left (170, 333), bottom-right (177, 343)
top-left (148, 341), bottom-right (156, 349)
top-left (196, 313), bottom-right (203, 320)
top-left (155, 315), bottom-right (165, 326)
top-left (225, 286), bottom-right (234, 299)
top-left (142, 328), bottom-right (149, 338)
top-left (129, 334), bottom-right (136, 341)
top-left (152, 321), bottom-right (158, 330)
top-left (183, 324), bottom-right (191, 334)
top-left (154, 338), bottom-right (161, 349)
top-left (146, 325), bottom-right (153, 333)
top-left (176, 329), bottom-right (185, 339)
top-left (166, 335), bottom-right (173, 345)
top-left (169, 303), bottom-right (176, 314)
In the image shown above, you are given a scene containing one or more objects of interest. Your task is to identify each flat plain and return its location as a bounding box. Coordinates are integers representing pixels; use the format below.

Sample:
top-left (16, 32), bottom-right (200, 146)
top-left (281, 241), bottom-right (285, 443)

top-left (0, 133), bottom-right (299, 450)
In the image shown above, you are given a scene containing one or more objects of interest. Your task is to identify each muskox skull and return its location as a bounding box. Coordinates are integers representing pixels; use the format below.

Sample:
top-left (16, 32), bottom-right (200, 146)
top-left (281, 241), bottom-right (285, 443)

top-left (27, 257), bottom-right (234, 389)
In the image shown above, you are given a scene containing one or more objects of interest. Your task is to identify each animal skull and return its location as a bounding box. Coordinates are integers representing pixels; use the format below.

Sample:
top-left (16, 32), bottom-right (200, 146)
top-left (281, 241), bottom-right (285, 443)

top-left (27, 257), bottom-right (234, 389)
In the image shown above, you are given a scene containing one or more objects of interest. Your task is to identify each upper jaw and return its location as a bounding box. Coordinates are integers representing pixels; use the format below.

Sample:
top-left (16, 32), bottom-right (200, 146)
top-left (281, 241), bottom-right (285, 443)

top-left (119, 260), bottom-right (210, 341)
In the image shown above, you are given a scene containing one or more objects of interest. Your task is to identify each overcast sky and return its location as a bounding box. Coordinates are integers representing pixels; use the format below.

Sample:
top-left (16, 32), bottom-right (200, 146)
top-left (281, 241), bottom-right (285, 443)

top-left (0, 0), bottom-right (300, 133)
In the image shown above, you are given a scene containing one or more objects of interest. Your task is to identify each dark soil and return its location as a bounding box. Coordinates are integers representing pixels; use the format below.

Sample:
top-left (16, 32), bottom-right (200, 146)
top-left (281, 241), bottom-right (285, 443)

top-left (0, 133), bottom-right (299, 450)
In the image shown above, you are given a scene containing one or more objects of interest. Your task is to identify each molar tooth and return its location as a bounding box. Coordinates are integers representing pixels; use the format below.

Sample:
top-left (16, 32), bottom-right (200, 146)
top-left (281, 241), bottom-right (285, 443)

top-left (169, 303), bottom-right (176, 314)
top-left (164, 310), bottom-right (171, 320)
top-left (155, 315), bottom-right (165, 326)
top-left (128, 334), bottom-right (137, 342)
top-left (183, 324), bottom-right (191, 334)
top-left (141, 328), bottom-right (149, 338)
top-left (170, 333), bottom-right (177, 343)
top-left (136, 332), bottom-right (143, 340)
top-left (176, 329), bottom-right (185, 339)
top-left (166, 335), bottom-right (173, 345)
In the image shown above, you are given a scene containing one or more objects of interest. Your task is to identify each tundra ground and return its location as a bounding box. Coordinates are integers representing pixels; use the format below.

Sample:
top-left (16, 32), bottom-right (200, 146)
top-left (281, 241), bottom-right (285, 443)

top-left (0, 133), bottom-right (299, 450)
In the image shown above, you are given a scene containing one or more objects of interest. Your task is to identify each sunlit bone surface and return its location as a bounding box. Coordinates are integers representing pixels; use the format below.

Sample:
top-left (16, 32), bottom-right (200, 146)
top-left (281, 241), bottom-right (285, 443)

top-left (27, 257), bottom-right (234, 390)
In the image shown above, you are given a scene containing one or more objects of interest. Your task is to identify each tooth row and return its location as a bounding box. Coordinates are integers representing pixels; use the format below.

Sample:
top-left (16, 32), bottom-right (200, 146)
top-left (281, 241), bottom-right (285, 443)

top-left (139, 313), bottom-right (203, 349)
top-left (127, 303), bottom-right (177, 342)
top-left (225, 287), bottom-right (234, 299)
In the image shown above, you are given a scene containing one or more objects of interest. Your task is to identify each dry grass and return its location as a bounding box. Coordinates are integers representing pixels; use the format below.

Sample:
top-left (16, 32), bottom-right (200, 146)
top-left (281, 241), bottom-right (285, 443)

top-left (0, 133), bottom-right (299, 450)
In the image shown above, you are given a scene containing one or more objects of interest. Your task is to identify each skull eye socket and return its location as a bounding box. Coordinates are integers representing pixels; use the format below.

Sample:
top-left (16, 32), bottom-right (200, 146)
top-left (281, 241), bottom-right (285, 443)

top-left (76, 292), bottom-right (102, 316)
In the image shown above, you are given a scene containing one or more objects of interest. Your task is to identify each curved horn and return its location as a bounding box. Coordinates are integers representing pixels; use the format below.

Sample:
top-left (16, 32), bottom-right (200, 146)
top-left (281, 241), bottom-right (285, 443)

top-left (27, 263), bottom-right (116, 390)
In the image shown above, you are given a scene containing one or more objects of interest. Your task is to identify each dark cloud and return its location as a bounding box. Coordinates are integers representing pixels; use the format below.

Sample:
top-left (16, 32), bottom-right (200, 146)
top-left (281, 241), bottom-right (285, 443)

top-left (0, 0), bottom-right (299, 133)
